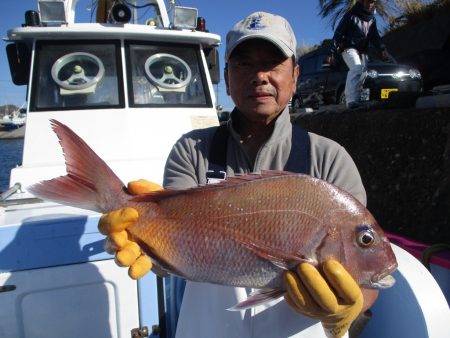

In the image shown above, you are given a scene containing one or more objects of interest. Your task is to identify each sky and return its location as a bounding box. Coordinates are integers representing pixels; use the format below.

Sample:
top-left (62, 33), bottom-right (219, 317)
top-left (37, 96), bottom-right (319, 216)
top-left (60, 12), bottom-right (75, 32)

top-left (0, 0), bottom-right (335, 108)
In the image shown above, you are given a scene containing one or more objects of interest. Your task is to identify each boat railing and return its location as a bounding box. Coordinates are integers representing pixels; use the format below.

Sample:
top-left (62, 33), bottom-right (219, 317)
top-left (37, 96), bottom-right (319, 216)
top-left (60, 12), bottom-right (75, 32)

top-left (0, 183), bottom-right (22, 200)
top-left (0, 183), bottom-right (43, 207)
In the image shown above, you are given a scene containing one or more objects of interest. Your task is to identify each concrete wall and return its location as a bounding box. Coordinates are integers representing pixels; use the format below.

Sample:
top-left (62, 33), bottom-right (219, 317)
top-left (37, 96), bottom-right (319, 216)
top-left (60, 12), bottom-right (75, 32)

top-left (295, 107), bottom-right (450, 245)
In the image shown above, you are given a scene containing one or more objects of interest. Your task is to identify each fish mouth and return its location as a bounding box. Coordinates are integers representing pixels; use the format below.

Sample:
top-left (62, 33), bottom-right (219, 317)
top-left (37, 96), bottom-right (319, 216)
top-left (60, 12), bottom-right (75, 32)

top-left (370, 262), bottom-right (398, 289)
top-left (370, 274), bottom-right (395, 289)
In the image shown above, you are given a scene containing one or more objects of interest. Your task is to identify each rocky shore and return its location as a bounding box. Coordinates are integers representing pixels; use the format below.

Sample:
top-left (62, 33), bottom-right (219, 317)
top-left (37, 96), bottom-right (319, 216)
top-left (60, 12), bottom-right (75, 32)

top-left (0, 126), bottom-right (25, 139)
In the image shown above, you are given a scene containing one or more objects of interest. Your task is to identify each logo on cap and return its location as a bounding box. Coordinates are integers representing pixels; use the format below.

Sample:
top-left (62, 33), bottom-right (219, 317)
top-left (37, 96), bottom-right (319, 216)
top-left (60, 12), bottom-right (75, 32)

top-left (244, 13), bottom-right (270, 31)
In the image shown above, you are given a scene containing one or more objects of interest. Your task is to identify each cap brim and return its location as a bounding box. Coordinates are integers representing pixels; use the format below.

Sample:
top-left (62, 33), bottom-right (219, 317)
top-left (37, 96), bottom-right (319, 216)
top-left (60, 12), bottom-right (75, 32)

top-left (226, 34), bottom-right (294, 61)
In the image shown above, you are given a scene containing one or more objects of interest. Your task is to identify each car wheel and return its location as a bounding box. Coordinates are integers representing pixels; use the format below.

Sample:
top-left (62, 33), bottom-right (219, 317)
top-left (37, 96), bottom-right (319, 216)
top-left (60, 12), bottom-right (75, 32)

top-left (337, 89), bottom-right (346, 105)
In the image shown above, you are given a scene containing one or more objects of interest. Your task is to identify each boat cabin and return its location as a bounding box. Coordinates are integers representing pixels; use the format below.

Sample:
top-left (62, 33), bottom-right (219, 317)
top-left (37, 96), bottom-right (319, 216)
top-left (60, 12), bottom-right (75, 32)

top-left (5, 0), bottom-right (220, 190)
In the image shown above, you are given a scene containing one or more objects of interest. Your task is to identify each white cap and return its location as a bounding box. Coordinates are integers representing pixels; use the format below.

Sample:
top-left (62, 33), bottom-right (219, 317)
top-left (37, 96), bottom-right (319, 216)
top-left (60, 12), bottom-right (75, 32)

top-left (225, 12), bottom-right (297, 61)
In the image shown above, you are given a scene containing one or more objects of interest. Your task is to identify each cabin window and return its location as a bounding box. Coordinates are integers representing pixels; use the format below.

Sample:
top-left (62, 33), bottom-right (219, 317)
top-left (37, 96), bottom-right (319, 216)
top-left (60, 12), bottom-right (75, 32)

top-left (126, 42), bottom-right (211, 107)
top-left (30, 40), bottom-right (124, 111)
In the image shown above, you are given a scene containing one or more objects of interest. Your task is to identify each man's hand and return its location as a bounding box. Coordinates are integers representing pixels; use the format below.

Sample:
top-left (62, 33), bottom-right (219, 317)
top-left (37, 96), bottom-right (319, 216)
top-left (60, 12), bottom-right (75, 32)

top-left (98, 179), bottom-right (163, 279)
top-left (326, 55), bottom-right (334, 66)
top-left (283, 260), bottom-right (363, 338)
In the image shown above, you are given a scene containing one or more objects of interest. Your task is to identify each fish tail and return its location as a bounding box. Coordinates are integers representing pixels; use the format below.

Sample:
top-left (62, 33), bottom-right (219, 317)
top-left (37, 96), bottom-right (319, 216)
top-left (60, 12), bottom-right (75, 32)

top-left (28, 119), bottom-right (126, 213)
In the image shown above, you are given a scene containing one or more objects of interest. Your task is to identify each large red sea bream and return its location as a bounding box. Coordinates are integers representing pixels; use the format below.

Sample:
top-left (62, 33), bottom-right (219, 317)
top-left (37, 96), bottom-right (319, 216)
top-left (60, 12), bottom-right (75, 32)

top-left (29, 120), bottom-right (397, 309)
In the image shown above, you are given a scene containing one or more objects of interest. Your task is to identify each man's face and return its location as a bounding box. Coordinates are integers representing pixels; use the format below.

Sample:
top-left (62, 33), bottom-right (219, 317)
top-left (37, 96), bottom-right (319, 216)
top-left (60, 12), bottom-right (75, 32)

top-left (362, 0), bottom-right (376, 12)
top-left (225, 39), bottom-right (299, 125)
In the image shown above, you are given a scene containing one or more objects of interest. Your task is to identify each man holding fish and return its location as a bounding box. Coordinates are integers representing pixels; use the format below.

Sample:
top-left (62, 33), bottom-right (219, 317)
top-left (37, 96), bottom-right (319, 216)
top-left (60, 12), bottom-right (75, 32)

top-left (95, 11), bottom-right (394, 338)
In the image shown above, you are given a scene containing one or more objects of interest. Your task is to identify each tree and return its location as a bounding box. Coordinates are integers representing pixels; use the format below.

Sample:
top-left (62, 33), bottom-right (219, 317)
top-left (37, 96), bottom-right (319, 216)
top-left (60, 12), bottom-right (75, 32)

top-left (319, 0), bottom-right (440, 29)
top-left (318, 0), bottom-right (395, 28)
top-left (317, 0), bottom-right (435, 29)
top-left (387, 0), bottom-right (444, 29)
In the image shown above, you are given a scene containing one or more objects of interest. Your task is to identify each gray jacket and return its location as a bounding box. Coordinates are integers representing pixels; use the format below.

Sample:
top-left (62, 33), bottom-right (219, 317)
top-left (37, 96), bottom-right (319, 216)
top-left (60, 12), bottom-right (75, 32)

top-left (163, 107), bottom-right (366, 205)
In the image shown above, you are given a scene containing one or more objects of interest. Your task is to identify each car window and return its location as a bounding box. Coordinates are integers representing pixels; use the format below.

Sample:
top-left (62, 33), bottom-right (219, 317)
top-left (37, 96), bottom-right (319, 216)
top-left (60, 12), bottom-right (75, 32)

top-left (316, 54), bottom-right (329, 72)
top-left (301, 57), bottom-right (316, 75)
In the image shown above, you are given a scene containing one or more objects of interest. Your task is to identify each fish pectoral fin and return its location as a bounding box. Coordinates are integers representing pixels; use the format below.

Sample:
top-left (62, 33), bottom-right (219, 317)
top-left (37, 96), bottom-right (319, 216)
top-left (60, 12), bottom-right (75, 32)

top-left (210, 219), bottom-right (308, 269)
top-left (236, 236), bottom-right (308, 270)
top-left (227, 289), bottom-right (286, 311)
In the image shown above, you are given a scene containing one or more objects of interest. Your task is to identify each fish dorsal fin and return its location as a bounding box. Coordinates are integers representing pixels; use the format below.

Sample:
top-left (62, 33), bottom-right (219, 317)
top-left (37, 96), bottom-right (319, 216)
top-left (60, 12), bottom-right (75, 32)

top-left (131, 170), bottom-right (303, 203)
top-left (223, 170), bottom-right (300, 185)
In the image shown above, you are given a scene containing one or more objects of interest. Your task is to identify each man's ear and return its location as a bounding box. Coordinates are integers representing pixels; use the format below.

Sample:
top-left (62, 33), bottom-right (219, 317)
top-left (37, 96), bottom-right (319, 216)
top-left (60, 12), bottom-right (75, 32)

top-left (294, 63), bottom-right (300, 79)
top-left (292, 63), bottom-right (300, 94)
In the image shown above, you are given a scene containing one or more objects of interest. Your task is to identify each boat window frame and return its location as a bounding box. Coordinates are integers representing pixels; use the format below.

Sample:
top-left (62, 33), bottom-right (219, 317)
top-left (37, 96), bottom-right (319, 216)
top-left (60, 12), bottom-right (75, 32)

top-left (125, 40), bottom-right (213, 108)
top-left (29, 39), bottom-right (125, 112)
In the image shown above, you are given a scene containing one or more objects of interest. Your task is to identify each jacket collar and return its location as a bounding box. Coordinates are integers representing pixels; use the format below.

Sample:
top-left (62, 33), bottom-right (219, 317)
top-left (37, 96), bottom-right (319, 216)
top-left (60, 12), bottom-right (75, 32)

top-left (228, 106), bottom-right (291, 145)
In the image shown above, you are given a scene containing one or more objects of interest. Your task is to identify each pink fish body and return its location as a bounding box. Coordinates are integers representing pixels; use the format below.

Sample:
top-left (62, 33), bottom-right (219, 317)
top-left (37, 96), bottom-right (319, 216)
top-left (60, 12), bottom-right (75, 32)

top-left (30, 120), bottom-right (397, 307)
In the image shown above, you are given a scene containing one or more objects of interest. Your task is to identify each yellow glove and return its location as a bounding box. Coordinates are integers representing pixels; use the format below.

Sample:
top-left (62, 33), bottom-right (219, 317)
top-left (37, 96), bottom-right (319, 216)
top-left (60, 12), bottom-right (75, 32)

top-left (98, 179), bottom-right (163, 279)
top-left (283, 260), bottom-right (363, 338)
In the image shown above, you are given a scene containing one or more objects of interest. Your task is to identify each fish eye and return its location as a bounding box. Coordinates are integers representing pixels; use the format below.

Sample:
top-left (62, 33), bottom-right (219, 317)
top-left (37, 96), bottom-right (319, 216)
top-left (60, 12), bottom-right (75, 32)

top-left (357, 228), bottom-right (375, 247)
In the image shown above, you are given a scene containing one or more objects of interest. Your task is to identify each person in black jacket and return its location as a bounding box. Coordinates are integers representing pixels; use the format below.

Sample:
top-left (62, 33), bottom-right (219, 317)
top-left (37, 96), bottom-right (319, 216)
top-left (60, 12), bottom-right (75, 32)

top-left (328, 0), bottom-right (389, 109)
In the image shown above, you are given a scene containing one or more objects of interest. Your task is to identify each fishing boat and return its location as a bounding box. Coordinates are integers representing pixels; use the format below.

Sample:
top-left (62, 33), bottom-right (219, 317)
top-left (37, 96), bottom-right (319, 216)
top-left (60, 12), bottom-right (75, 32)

top-left (1, 1), bottom-right (220, 337)
top-left (0, 103), bottom-right (27, 130)
top-left (0, 1), bottom-right (448, 338)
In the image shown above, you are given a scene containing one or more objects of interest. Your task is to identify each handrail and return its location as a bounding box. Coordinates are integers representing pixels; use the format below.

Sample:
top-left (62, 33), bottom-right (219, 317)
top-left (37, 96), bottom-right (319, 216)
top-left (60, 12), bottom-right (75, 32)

top-left (0, 183), bottom-right (22, 201)
top-left (0, 197), bottom-right (43, 208)
top-left (0, 183), bottom-right (43, 207)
